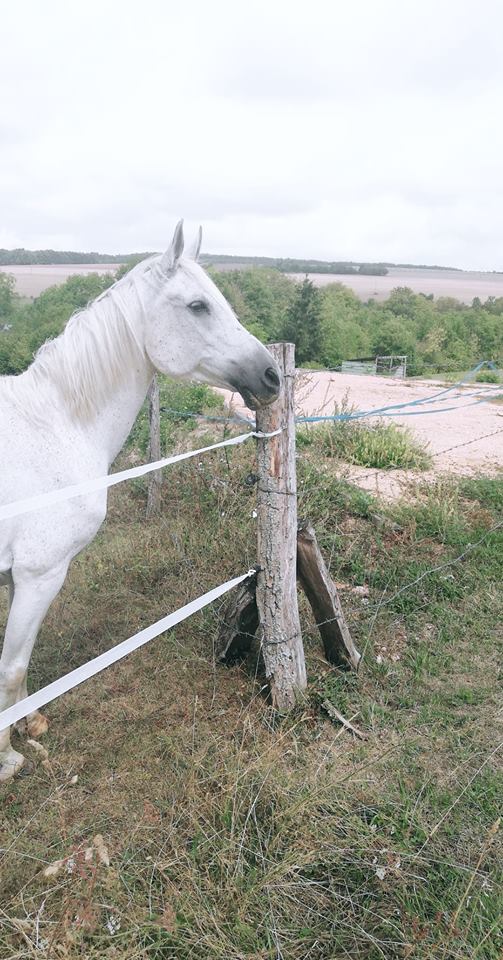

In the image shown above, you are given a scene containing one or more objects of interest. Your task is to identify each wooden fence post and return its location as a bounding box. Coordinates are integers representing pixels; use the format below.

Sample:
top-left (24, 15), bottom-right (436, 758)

top-left (146, 375), bottom-right (162, 519)
top-left (255, 343), bottom-right (307, 709)
top-left (297, 521), bottom-right (361, 670)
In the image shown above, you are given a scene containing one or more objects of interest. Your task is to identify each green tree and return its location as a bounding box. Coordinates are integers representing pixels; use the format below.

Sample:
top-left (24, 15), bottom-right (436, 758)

top-left (369, 312), bottom-right (416, 357)
top-left (280, 276), bottom-right (323, 364)
top-left (0, 272), bottom-right (15, 318)
top-left (0, 273), bottom-right (115, 374)
top-left (319, 283), bottom-right (369, 366)
top-left (210, 267), bottom-right (295, 343)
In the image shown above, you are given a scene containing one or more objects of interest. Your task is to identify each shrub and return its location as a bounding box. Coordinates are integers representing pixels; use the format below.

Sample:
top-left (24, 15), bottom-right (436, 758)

top-left (475, 369), bottom-right (501, 384)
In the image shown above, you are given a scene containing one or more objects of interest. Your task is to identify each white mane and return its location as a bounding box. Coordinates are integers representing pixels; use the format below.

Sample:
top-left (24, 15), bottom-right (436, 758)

top-left (1, 262), bottom-right (154, 424)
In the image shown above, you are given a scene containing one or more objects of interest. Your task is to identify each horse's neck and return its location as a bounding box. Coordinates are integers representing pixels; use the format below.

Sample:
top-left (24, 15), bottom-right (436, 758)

top-left (89, 364), bottom-right (154, 465)
top-left (26, 285), bottom-right (156, 466)
top-left (79, 302), bottom-right (155, 465)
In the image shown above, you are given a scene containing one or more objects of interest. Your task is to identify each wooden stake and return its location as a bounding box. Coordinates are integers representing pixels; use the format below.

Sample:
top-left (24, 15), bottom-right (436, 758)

top-left (255, 343), bottom-right (307, 709)
top-left (321, 700), bottom-right (367, 738)
top-left (297, 521), bottom-right (360, 670)
top-left (146, 376), bottom-right (162, 519)
top-left (216, 570), bottom-right (259, 662)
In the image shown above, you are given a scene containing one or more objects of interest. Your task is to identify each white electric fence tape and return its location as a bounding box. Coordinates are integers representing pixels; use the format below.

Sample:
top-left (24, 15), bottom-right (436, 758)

top-left (0, 429), bottom-right (280, 523)
top-left (0, 570), bottom-right (254, 732)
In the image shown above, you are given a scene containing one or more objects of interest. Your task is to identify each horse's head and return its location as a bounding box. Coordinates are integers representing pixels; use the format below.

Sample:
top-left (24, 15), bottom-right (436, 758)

top-left (140, 221), bottom-right (281, 410)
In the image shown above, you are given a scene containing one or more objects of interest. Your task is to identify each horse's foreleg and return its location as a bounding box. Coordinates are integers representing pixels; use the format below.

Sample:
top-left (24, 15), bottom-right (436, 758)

top-left (0, 563), bottom-right (68, 782)
top-left (4, 579), bottom-right (48, 739)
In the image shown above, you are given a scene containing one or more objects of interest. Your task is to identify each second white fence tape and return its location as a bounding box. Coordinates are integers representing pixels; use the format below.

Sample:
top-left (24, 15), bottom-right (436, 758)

top-left (0, 430), bottom-right (280, 523)
top-left (0, 570), bottom-right (254, 732)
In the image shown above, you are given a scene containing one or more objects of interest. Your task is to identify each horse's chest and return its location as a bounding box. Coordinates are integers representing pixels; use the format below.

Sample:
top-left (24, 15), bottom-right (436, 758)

top-left (0, 415), bottom-right (108, 573)
top-left (1, 417), bottom-right (103, 498)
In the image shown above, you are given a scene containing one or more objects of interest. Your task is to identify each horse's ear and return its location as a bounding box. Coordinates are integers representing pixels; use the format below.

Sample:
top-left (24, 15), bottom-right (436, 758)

top-left (189, 226), bottom-right (202, 262)
top-left (160, 219), bottom-right (184, 273)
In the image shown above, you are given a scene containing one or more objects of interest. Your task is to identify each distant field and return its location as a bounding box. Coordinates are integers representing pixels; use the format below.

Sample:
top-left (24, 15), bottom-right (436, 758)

top-left (0, 263), bottom-right (121, 298)
top-left (290, 266), bottom-right (503, 303)
top-left (3, 261), bottom-right (503, 303)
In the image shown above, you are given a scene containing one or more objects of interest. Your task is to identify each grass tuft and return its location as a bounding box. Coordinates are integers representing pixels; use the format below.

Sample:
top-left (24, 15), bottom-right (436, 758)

top-left (298, 416), bottom-right (432, 470)
top-left (474, 370), bottom-right (501, 384)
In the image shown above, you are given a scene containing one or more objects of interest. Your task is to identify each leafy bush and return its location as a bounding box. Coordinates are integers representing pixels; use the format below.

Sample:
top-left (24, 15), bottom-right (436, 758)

top-left (159, 379), bottom-right (223, 418)
top-left (475, 369), bottom-right (501, 384)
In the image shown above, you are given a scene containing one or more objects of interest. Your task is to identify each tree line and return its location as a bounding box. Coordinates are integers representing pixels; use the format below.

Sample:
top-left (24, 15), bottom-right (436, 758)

top-left (0, 266), bottom-right (501, 378)
top-left (0, 249), bottom-right (150, 265)
top-left (211, 269), bottom-right (503, 375)
top-left (0, 248), bottom-right (389, 275)
top-left (203, 255), bottom-right (389, 275)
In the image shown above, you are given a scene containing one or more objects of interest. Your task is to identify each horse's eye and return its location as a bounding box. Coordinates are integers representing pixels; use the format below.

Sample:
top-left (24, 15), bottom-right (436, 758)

top-left (188, 300), bottom-right (208, 313)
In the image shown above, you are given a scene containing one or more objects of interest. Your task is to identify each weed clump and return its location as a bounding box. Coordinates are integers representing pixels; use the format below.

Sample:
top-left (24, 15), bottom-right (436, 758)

top-left (299, 418), bottom-right (432, 470)
top-left (474, 369), bottom-right (501, 384)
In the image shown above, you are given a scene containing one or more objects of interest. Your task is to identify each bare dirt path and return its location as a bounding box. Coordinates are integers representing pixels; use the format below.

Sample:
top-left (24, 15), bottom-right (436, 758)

top-left (222, 370), bottom-right (503, 497)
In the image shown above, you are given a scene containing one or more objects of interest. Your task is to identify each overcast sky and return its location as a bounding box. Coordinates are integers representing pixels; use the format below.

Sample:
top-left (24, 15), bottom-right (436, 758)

top-left (1, 0), bottom-right (503, 269)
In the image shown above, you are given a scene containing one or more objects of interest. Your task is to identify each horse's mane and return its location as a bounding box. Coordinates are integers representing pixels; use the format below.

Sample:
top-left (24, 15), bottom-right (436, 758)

top-left (1, 260), bottom-right (155, 424)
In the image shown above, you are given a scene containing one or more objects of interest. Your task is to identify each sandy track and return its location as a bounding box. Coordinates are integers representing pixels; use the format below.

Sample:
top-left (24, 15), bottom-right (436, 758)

top-left (222, 371), bottom-right (503, 497)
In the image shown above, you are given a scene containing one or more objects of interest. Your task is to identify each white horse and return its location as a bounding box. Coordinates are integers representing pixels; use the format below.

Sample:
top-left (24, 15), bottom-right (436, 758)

top-left (0, 221), bottom-right (281, 781)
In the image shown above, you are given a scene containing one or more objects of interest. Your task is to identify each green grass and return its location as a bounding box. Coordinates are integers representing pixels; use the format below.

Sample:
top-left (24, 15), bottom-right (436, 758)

top-left (415, 368), bottom-right (501, 387)
top-left (474, 370), bottom-right (502, 384)
top-left (0, 424), bottom-right (501, 959)
top-left (128, 375), bottom-right (225, 456)
top-left (298, 418), bottom-right (432, 470)
top-left (458, 476), bottom-right (503, 512)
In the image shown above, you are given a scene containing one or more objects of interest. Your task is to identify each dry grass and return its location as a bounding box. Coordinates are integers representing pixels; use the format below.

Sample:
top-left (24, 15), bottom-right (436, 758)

top-left (1, 427), bottom-right (502, 959)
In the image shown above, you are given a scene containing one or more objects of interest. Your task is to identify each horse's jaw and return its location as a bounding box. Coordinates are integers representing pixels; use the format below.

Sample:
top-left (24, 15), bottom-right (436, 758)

top-left (237, 385), bottom-right (280, 411)
top-left (226, 363), bottom-right (282, 411)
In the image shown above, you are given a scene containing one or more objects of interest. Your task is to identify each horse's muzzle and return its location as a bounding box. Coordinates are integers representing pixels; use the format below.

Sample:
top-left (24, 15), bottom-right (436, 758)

top-left (234, 364), bottom-right (282, 410)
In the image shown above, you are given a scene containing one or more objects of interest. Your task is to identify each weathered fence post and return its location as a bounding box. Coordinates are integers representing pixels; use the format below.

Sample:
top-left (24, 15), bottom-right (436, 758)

top-left (215, 568), bottom-right (259, 662)
top-left (146, 375), bottom-right (162, 519)
top-left (297, 521), bottom-right (361, 670)
top-left (255, 343), bottom-right (307, 709)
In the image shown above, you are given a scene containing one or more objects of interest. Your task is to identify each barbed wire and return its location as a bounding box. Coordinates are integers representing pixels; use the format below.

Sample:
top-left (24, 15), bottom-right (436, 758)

top-left (226, 518), bottom-right (503, 655)
top-left (430, 427), bottom-right (503, 459)
top-left (327, 426), bottom-right (503, 495)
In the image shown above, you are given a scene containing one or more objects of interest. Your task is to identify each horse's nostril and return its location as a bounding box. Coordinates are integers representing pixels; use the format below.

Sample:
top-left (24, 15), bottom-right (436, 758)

top-left (264, 366), bottom-right (281, 390)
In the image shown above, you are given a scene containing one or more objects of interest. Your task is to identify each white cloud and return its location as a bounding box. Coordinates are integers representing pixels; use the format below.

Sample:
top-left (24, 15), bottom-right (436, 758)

top-left (1, 0), bottom-right (503, 268)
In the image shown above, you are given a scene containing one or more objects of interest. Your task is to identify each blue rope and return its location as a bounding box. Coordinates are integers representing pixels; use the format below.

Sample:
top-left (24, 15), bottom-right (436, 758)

top-left (295, 361), bottom-right (501, 424)
top-left (158, 361), bottom-right (501, 428)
